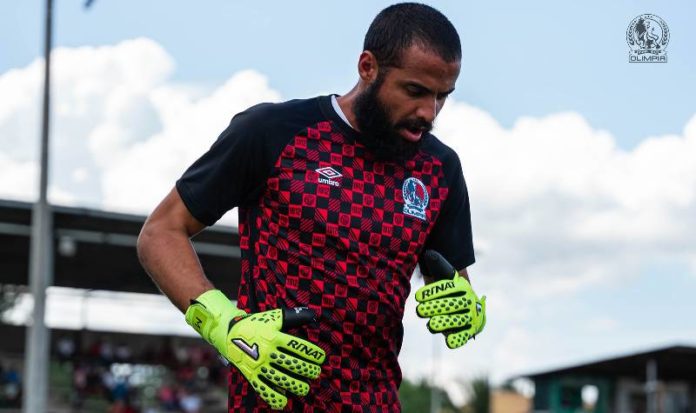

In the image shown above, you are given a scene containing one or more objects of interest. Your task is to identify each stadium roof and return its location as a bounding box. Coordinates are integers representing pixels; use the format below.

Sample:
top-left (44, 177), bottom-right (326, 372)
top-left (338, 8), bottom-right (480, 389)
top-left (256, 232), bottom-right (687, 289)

top-left (0, 199), bottom-right (242, 297)
top-left (520, 345), bottom-right (696, 381)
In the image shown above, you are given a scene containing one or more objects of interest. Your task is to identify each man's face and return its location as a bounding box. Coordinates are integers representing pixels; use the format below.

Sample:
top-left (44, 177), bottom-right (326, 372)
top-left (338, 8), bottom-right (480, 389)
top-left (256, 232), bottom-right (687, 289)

top-left (353, 44), bottom-right (461, 161)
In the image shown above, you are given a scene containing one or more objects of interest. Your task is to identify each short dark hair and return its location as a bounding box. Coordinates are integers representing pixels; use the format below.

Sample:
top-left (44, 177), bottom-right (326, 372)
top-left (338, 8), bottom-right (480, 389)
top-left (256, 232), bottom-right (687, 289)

top-left (363, 3), bottom-right (461, 69)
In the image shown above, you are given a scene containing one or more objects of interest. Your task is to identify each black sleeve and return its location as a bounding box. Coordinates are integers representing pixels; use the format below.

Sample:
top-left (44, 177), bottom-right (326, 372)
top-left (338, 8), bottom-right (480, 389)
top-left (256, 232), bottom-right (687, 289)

top-left (175, 103), bottom-right (275, 226)
top-left (420, 149), bottom-right (475, 276)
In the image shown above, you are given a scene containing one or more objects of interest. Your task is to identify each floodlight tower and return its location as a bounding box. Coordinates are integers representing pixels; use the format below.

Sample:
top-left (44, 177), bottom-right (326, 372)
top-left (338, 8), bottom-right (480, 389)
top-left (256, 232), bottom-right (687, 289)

top-left (22, 0), bottom-right (54, 411)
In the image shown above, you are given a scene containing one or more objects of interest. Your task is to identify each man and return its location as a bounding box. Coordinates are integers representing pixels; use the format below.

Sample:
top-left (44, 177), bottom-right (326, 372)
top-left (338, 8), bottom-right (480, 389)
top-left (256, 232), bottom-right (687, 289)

top-left (137, 3), bottom-right (486, 411)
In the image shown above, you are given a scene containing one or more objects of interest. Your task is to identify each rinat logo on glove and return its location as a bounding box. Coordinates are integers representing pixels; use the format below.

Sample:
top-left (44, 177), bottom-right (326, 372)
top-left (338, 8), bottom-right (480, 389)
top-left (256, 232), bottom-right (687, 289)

top-left (419, 280), bottom-right (455, 300)
top-left (287, 339), bottom-right (324, 361)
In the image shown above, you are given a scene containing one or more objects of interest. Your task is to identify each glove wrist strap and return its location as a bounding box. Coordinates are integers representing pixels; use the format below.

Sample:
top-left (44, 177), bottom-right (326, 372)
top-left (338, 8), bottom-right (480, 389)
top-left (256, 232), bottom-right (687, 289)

top-left (184, 289), bottom-right (246, 347)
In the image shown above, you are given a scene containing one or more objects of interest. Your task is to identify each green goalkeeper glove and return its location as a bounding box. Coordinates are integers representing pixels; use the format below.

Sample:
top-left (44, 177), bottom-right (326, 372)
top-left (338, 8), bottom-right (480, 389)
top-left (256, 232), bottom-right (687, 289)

top-left (185, 289), bottom-right (326, 410)
top-left (415, 250), bottom-right (487, 349)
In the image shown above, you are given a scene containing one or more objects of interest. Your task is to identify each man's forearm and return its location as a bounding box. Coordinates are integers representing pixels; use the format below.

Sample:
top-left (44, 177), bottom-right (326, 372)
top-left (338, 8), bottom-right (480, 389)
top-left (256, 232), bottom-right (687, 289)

top-left (137, 225), bottom-right (215, 312)
top-left (423, 267), bottom-right (470, 284)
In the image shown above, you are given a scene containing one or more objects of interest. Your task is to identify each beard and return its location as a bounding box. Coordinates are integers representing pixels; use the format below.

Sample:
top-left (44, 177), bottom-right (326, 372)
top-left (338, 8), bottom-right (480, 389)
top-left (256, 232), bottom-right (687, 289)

top-left (352, 75), bottom-right (432, 162)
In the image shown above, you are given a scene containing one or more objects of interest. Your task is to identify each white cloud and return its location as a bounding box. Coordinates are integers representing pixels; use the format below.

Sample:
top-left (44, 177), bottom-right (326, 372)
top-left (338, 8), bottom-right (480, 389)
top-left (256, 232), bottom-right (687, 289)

top-left (0, 155), bottom-right (36, 201)
top-left (491, 327), bottom-right (534, 377)
top-left (101, 69), bottom-right (280, 217)
top-left (435, 101), bottom-right (696, 299)
top-left (0, 38), bottom-right (280, 223)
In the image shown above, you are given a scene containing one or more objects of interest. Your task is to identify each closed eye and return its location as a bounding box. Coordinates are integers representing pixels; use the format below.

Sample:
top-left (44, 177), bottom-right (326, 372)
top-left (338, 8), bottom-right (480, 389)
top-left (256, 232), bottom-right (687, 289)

top-left (406, 84), bottom-right (429, 97)
top-left (404, 83), bottom-right (454, 100)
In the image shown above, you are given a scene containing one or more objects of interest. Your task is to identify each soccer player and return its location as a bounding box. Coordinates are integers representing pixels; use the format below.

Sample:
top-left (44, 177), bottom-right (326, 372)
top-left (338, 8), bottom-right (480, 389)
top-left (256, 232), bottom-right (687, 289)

top-left (137, 3), bottom-right (486, 411)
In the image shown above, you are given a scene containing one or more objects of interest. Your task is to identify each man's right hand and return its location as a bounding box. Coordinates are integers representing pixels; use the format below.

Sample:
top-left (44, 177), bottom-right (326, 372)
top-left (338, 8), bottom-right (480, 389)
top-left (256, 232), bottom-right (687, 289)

top-left (185, 289), bottom-right (326, 410)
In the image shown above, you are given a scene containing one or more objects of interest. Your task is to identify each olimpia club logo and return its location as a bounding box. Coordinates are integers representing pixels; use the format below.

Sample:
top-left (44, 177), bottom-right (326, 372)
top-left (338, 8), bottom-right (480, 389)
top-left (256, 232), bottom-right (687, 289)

top-left (402, 177), bottom-right (429, 221)
top-left (626, 14), bottom-right (669, 63)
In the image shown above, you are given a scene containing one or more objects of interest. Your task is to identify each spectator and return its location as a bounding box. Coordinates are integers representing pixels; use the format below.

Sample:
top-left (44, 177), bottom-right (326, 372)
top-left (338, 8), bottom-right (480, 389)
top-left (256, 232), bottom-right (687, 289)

top-left (2, 364), bottom-right (21, 407)
top-left (178, 387), bottom-right (201, 413)
top-left (88, 339), bottom-right (103, 361)
top-left (56, 335), bottom-right (76, 365)
top-left (115, 342), bottom-right (132, 363)
top-left (111, 377), bottom-right (130, 403)
top-left (72, 362), bottom-right (88, 409)
top-left (100, 340), bottom-right (115, 366)
top-left (108, 399), bottom-right (138, 413)
top-left (157, 383), bottom-right (177, 411)
top-left (174, 345), bottom-right (189, 365)
top-left (101, 367), bottom-right (116, 401)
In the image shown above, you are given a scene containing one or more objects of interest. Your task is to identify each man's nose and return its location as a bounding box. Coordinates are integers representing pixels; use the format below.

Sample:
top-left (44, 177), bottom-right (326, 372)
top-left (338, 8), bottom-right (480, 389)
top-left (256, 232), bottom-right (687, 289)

top-left (416, 98), bottom-right (438, 124)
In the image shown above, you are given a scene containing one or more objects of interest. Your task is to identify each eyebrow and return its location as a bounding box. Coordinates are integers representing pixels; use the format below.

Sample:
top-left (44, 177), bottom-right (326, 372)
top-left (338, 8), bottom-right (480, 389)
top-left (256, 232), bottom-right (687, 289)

top-left (404, 81), bottom-right (456, 96)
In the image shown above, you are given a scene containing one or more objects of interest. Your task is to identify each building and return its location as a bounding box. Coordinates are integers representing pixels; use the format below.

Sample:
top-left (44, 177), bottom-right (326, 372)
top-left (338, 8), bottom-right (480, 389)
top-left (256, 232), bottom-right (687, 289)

top-left (520, 345), bottom-right (696, 413)
top-left (492, 389), bottom-right (532, 413)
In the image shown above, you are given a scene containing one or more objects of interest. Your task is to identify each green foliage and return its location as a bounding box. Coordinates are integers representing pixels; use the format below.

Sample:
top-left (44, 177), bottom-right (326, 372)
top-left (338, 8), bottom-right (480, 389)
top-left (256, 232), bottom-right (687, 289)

top-left (466, 376), bottom-right (490, 413)
top-left (399, 377), bottom-right (460, 413)
top-left (500, 379), bottom-right (518, 393)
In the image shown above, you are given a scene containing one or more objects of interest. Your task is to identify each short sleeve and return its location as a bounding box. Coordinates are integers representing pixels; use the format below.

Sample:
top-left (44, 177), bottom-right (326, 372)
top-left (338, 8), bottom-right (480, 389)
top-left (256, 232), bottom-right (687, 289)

top-left (175, 104), bottom-right (273, 226)
top-left (419, 150), bottom-right (475, 275)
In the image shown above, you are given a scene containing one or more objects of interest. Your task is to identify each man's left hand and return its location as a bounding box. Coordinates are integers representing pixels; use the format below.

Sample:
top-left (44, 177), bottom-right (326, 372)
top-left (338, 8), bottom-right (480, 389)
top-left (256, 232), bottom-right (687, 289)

top-left (415, 250), bottom-right (486, 349)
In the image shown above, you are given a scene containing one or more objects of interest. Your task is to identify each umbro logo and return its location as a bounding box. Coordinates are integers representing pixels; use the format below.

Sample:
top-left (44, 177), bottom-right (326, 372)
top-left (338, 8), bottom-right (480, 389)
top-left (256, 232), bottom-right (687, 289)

top-left (316, 167), bottom-right (342, 187)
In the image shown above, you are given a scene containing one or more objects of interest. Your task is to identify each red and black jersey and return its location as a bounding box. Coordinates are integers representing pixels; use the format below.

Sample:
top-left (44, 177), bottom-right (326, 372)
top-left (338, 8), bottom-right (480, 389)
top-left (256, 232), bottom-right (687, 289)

top-left (176, 95), bottom-right (475, 412)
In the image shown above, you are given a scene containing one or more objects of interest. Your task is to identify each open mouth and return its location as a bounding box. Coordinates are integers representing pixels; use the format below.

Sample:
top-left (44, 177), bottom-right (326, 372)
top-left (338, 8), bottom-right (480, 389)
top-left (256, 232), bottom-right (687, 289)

top-left (400, 126), bottom-right (424, 142)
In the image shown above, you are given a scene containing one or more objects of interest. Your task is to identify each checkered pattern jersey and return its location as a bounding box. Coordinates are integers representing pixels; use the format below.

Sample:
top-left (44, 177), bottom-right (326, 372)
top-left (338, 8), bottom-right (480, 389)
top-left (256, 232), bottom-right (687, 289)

top-left (176, 96), bottom-right (475, 412)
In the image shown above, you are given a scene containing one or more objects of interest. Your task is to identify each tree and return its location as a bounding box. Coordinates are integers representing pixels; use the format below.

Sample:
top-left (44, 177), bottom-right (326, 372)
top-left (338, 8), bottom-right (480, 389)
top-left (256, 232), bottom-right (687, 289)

top-left (465, 376), bottom-right (490, 413)
top-left (500, 379), bottom-right (519, 393)
top-left (399, 377), bottom-right (460, 413)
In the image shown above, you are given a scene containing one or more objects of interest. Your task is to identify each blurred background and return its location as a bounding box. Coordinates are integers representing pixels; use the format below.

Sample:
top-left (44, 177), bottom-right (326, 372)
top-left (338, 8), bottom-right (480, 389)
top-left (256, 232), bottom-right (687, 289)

top-left (1, 1), bottom-right (695, 412)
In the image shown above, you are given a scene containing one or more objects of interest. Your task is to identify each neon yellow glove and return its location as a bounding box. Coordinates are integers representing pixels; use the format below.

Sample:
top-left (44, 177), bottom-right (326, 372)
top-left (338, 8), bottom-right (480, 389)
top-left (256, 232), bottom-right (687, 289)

top-left (415, 250), bottom-right (486, 349)
top-left (185, 290), bottom-right (325, 410)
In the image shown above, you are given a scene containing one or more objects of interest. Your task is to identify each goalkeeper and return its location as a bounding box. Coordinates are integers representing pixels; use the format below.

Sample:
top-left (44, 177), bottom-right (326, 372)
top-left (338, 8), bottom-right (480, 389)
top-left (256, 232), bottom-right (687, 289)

top-left (137, 3), bottom-right (486, 411)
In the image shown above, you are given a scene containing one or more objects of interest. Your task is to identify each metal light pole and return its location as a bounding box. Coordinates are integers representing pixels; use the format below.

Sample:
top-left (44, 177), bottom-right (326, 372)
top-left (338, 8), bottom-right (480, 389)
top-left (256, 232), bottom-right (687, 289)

top-left (430, 334), bottom-right (441, 413)
top-left (22, 0), bottom-right (55, 411)
top-left (646, 359), bottom-right (658, 413)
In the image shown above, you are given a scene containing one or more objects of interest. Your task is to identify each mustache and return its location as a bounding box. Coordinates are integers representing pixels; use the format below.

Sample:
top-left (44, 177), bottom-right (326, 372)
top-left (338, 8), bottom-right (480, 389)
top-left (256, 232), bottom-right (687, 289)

top-left (395, 118), bottom-right (433, 133)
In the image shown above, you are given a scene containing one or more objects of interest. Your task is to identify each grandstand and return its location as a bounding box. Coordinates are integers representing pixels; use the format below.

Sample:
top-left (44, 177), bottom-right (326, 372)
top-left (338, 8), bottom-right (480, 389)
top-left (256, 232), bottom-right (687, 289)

top-left (0, 198), bottom-right (240, 412)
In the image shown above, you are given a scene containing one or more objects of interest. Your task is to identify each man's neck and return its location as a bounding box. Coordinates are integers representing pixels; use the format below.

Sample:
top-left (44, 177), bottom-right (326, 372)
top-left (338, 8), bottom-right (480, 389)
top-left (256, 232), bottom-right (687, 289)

top-left (336, 87), bottom-right (362, 132)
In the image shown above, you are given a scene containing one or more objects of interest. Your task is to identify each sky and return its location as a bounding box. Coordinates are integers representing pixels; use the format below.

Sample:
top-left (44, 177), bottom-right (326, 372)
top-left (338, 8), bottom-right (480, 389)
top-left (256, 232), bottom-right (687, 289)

top-left (2, 0), bottom-right (696, 404)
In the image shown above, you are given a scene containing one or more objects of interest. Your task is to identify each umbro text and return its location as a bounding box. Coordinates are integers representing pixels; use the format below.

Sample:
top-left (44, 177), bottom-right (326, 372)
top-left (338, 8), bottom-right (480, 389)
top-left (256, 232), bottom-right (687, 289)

top-left (318, 177), bottom-right (340, 187)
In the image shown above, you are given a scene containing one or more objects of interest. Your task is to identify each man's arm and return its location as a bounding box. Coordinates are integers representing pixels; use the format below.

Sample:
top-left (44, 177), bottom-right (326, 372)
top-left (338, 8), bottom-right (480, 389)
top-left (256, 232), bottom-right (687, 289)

top-left (423, 267), bottom-right (470, 284)
top-left (137, 187), bottom-right (215, 312)
top-left (138, 187), bottom-right (326, 410)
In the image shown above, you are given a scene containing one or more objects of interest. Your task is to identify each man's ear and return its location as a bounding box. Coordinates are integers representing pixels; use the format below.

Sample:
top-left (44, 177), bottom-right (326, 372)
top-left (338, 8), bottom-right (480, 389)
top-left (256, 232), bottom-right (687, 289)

top-left (357, 51), bottom-right (379, 83)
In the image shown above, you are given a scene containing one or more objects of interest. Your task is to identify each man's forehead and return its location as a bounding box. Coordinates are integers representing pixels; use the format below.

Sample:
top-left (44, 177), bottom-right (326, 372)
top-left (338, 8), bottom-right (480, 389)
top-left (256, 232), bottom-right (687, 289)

top-left (390, 44), bottom-right (460, 88)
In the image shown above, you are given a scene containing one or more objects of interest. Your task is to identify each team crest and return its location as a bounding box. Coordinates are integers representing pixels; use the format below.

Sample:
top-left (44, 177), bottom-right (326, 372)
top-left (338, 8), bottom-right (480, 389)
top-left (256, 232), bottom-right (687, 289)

top-left (402, 177), bottom-right (429, 221)
top-left (626, 14), bottom-right (669, 63)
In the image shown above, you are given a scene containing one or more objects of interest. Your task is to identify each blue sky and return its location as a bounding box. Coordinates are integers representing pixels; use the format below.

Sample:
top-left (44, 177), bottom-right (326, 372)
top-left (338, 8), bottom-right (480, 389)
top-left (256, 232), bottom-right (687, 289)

top-left (3, 0), bottom-right (695, 149)
top-left (2, 0), bottom-right (696, 400)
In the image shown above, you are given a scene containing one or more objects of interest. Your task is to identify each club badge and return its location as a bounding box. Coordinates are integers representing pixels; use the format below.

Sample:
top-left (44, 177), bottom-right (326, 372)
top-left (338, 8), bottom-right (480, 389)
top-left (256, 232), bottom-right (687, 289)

top-left (402, 177), bottom-right (429, 221)
top-left (626, 14), bottom-right (669, 63)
